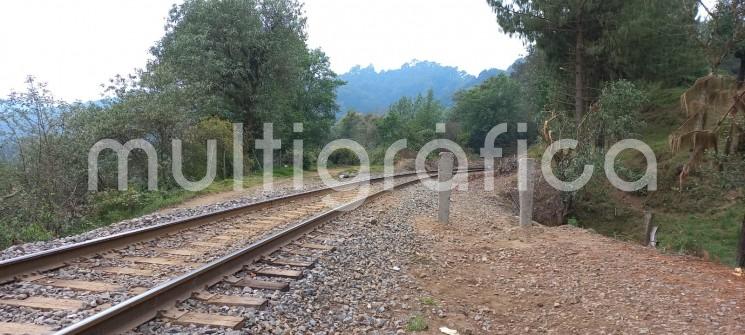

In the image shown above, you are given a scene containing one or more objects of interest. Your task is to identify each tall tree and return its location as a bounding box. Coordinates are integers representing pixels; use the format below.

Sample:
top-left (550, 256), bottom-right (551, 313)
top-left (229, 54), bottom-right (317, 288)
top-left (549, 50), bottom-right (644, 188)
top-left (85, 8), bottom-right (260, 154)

top-left (142, 0), bottom-right (339, 140)
top-left (687, 0), bottom-right (745, 74)
top-left (451, 75), bottom-right (524, 151)
top-left (486, 0), bottom-right (622, 124)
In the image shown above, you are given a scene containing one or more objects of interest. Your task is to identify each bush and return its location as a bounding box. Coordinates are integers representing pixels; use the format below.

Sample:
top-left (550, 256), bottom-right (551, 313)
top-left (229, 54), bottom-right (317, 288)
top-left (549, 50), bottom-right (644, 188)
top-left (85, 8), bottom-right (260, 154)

top-left (328, 148), bottom-right (361, 166)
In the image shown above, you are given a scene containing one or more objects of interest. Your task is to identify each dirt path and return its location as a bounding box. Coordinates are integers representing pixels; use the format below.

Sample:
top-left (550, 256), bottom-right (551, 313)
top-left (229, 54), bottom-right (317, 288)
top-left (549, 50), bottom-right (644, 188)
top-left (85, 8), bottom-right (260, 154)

top-left (402, 174), bottom-right (744, 334)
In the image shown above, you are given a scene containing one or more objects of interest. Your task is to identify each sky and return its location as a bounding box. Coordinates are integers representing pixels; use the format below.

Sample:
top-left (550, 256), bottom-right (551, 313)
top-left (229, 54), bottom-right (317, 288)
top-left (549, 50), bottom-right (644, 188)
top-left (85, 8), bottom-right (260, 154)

top-left (0, 0), bottom-right (525, 101)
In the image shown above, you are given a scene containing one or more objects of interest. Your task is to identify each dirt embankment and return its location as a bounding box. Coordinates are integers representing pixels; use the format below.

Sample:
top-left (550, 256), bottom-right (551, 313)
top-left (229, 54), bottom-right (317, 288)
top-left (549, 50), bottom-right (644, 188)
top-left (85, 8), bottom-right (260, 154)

top-left (401, 173), bottom-right (744, 334)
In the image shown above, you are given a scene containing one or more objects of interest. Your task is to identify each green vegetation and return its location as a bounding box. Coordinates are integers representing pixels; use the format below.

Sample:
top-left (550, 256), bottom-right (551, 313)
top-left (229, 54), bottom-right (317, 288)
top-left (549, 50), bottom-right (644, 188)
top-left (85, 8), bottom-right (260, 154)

top-left (487, 0), bottom-right (745, 265)
top-left (1, 0), bottom-right (744, 270)
top-left (0, 168), bottom-right (298, 249)
top-left (419, 296), bottom-right (438, 306)
top-left (0, 0), bottom-right (342, 248)
top-left (405, 315), bottom-right (428, 332)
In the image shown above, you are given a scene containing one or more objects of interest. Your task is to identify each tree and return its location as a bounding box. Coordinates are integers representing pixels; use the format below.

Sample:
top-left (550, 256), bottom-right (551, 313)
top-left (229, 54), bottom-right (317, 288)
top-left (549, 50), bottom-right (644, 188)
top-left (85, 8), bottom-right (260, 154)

top-left (0, 77), bottom-right (88, 234)
top-left (451, 75), bottom-right (526, 152)
top-left (486, 0), bottom-right (623, 124)
top-left (142, 0), bottom-right (340, 142)
top-left (687, 0), bottom-right (745, 74)
top-left (602, 0), bottom-right (705, 85)
top-left (487, 0), bottom-right (705, 123)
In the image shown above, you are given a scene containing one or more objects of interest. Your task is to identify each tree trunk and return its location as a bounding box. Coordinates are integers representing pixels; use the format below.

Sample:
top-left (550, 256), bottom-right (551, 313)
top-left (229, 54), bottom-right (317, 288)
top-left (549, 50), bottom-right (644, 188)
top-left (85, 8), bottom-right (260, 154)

top-left (737, 53), bottom-right (745, 89)
top-left (575, 24), bottom-right (585, 125)
top-left (738, 214), bottom-right (745, 268)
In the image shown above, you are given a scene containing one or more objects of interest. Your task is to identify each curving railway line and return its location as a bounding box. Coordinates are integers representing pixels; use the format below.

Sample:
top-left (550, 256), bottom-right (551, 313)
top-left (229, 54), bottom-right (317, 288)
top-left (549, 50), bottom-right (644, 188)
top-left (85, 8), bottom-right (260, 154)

top-left (0, 169), bottom-right (481, 334)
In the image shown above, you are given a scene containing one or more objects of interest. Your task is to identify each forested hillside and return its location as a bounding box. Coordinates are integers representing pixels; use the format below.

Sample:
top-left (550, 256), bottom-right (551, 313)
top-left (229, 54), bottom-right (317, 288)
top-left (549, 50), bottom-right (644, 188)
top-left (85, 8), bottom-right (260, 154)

top-left (486, 0), bottom-right (745, 265)
top-left (1, 0), bottom-right (744, 268)
top-left (336, 60), bottom-right (507, 113)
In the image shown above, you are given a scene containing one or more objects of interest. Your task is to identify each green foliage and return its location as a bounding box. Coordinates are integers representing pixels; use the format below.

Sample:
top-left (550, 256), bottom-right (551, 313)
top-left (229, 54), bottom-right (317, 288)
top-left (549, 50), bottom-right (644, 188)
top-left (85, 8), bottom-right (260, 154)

top-left (143, 0), bottom-right (341, 141)
top-left (450, 75), bottom-right (529, 152)
top-left (591, 80), bottom-right (647, 144)
top-left (0, 0), bottom-right (343, 248)
top-left (419, 297), bottom-right (438, 306)
top-left (375, 90), bottom-right (447, 150)
top-left (691, 0), bottom-right (745, 73)
top-left (334, 111), bottom-right (380, 148)
top-left (327, 148), bottom-right (361, 166)
top-left (181, 117), bottom-right (235, 181)
top-left (405, 315), bottom-right (428, 332)
top-left (603, 0), bottom-right (706, 85)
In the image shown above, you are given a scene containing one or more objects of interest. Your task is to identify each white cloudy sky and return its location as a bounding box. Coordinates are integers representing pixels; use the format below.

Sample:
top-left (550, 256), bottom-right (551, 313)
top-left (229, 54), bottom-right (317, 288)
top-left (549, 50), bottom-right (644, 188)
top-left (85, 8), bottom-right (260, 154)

top-left (0, 0), bottom-right (526, 102)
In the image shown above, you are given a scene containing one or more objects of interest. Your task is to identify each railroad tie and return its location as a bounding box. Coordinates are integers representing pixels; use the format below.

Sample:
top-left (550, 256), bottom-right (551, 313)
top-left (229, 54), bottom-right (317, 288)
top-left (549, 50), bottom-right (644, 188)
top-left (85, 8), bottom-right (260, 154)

top-left (27, 277), bottom-right (122, 293)
top-left (97, 266), bottom-right (156, 277)
top-left (160, 310), bottom-right (245, 330)
top-left (261, 257), bottom-right (316, 268)
top-left (191, 241), bottom-right (222, 248)
top-left (192, 292), bottom-right (267, 308)
top-left (0, 321), bottom-right (54, 335)
top-left (310, 235), bottom-right (346, 244)
top-left (231, 278), bottom-right (290, 292)
top-left (122, 256), bottom-right (196, 267)
top-left (210, 235), bottom-right (234, 242)
top-left (0, 296), bottom-right (85, 311)
top-left (157, 248), bottom-right (202, 257)
top-left (315, 229), bottom-right (351, 237)
top-left (297, 243), bottom-right (336, 251)
top-left (252, 268), bottom-right (303, 279)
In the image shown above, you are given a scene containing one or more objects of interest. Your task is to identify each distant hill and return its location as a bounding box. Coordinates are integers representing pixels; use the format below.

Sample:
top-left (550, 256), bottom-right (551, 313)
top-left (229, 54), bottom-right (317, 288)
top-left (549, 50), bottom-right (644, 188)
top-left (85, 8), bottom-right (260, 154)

top-left (336, 60), bottom-right (510, 114)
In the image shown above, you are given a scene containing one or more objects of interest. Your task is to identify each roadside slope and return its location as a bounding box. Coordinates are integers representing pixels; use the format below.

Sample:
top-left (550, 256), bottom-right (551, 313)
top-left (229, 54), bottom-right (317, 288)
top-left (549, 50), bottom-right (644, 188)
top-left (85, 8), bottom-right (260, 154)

top-left (403, 174), bottom-right (744, 334)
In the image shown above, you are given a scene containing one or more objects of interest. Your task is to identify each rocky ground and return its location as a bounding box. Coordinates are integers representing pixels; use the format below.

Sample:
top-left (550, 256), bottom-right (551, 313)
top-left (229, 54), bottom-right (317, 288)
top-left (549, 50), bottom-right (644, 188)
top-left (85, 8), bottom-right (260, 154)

top-left (4, 170), bottom-right (744, 334)
top-left (212, 172), bottom-right (744, 334)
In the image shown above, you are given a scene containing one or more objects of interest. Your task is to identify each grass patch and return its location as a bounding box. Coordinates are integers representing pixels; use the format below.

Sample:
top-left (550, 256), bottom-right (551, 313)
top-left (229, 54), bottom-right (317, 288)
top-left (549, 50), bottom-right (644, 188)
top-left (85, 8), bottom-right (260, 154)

top-left (405, 315), bottom-right (428, 332)
top-left (574, 84), bottom-right (745, 266)
top-left (420, 296), bottom-right (438, 306)
top-left (656, 205), bottom-right (745, 265)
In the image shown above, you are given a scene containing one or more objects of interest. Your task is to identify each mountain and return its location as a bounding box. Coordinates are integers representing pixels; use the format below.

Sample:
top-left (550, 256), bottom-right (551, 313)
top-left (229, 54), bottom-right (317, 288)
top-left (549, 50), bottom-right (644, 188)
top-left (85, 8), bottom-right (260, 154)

top-left (336, 60), bottom-right (508, 114)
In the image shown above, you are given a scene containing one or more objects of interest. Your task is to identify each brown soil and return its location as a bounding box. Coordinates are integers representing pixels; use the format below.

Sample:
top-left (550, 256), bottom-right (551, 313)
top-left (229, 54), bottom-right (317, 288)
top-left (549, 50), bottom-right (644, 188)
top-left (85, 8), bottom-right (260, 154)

top-left (401, 174), bottom-right (745, 334)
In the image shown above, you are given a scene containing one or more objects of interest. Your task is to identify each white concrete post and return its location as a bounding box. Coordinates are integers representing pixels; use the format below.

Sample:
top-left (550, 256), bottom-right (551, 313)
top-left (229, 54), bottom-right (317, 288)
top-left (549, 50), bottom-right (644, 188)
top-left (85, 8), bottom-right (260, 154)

top-left (518, 157), bottom-right (535, 228)
top-left (438, 152), bottom-right (455, 224)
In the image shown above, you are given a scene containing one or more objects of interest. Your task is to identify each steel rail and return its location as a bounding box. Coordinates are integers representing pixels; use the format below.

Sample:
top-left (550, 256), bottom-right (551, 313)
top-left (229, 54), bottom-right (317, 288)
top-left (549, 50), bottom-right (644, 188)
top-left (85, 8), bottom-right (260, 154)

top-left (0, 169), bottom-right (480, 283)
top-left (0, 171), bottom-right (427, 283)
top-left (53, 173), bottom-right (443, 335)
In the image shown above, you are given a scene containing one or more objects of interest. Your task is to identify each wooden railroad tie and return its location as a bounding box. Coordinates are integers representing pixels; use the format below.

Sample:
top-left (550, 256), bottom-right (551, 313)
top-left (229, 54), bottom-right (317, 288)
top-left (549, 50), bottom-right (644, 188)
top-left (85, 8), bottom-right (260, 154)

top-left (297, 243), bottom-right (336, 251)
top-left (262, 258), bottom-right (316, 269)
top-left (0, 296), bottom-right (84, 311)
top-left (157, 248), bottom-right (202, 257)
top-left (97, 266), bottom-right (156, 277)
top-left (161, 310), bottom-right (245, 330)
top-left (252, 268), bottom-right (303, 279)
top-left (231, 278), bottom-right (289, 291)
top-left (122, 256), bottom-right (196, 267)
top-left (0, 321), bottom-right (54, 335)
top-left (192, 292), bottom-right (267, 308)
top-left (27, 277), bottom-right (122, 293)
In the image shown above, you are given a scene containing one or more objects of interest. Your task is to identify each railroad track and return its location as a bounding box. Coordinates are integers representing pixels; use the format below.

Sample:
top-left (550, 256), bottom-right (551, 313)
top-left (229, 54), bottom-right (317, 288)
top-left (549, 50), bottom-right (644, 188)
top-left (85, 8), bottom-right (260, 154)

top-left (0, 169), bottom-right (481, 334)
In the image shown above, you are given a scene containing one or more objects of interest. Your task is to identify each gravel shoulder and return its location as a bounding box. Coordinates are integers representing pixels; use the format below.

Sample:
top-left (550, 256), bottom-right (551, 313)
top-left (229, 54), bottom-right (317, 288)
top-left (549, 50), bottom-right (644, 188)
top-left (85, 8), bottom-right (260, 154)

top-left (244, 172), bottom-right (744, 334)
top-left (402, 174), bottom-right (745, 334)
top-left (5, 170), bottom-right (743, 334)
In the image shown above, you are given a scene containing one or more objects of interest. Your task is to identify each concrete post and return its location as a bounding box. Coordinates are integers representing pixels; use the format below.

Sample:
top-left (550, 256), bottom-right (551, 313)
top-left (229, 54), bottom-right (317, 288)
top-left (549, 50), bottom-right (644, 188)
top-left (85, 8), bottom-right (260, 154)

top-left (518, 157), bottom-right (535, 228)
top-left (438, 152), bottom-right (455, 224)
